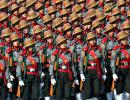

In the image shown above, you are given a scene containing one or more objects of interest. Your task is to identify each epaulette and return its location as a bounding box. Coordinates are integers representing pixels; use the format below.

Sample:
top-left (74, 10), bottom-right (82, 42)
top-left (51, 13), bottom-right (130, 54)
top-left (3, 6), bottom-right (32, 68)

top-left (6, 47), bottom-right (12, 53)
top-left (39, 45), bottom-right (45, 50)
top-left (20, 50), bottom-right (26, 56)
top-left (102, 37), bottom-right (108, 44)
top-left (83, 46), bottom-right (88, 52)
top-left (113, 45), bottom-right (120, 50)
top-left (52, 49), bottom-right (59, 56)
top-left (0, 42), bottom-right (5, 47)
top-left (97, 45), bottom-right (102, 52)
top-left (70, 40), bottom-right (76, 46)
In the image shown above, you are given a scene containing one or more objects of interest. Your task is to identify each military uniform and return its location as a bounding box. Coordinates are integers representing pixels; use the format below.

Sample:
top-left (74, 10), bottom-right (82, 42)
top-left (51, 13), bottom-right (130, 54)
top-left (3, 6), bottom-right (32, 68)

top-left (79, 32), bottom-right (106, 100)
top-left (20, 38), bottom-right (42, 100)
top-left (111, 31), bottom-right (130, 100)
top-left (49, 35), bottom-right (77, 100)
top-left (70, 27), bottom-right (84, 100)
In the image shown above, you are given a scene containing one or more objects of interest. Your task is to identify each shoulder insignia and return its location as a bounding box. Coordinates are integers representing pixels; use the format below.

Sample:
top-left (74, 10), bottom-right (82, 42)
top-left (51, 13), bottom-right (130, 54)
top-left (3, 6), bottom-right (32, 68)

top-left (102, 37), bottom-right (108, 44)
top-left (113, 45), bottom-right (120, 50)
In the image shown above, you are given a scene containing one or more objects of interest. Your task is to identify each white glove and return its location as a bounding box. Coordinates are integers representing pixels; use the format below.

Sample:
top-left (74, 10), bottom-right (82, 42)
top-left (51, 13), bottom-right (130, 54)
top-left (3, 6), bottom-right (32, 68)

top-left (113, 74), bottom-right (118, 81)
top-left (51, 78), bottom-right (56, 85)
top-left (40, 82), bottom-right (44, 87)
top-left (7, 83), bottom-right (12, 89)
top-left (80, 74), bottom-right (85, 81)
top-left (102, 75), bottom-right (106, 81)
top-left (10, 75), bottom-right (15, 81)
top-left (41, 72), bottom-right (45, 78)
top-left (74, 79), bottom-right (79, 85)
top-left (19, 80), bottom-right (25, 86)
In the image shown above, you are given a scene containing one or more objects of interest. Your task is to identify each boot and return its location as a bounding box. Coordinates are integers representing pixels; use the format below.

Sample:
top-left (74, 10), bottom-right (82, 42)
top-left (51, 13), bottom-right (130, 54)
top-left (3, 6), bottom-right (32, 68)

top-left (106, 92), bottom-right (113, 100)
top-left (75, 92), bottom-right (82, 100)
top-left (44, 96), bottom-right (51, 100)
top-left (116, 93), bottom-right (123, 100)
top-left (125, 92), bottom-right (130, 100)
top-left (92, 97), bottom-right (98, 100)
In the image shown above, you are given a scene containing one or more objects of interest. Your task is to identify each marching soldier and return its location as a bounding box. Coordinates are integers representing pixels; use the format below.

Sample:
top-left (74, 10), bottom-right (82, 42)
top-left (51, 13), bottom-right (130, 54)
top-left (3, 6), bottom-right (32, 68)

top-left (62, 0), bottom-right (72, 12)
top-left (40, 30), bottom-right (55, 100)
top-left (42, 14), bottom-right (53, 31)
top-left (47, 6), bottom-right (57, 20)
top-left (60, 9), bottom-right (70, 23)
top-left (32, 25), bottom-right (45, 100)
top-left (9, 33), bottom-right (25, 99)
top-left (70, 27), bottom-right (84, 100)
top-left (49, 35), bottom-right (78, 100)
top-left (111, 31), bottom-right (130, 100)
top-left (101, 23), bottom-right (118, 100)
top-left (79, 32), bottom-right (106, 100)
top-left (20, 38), bottom-right (42, 100)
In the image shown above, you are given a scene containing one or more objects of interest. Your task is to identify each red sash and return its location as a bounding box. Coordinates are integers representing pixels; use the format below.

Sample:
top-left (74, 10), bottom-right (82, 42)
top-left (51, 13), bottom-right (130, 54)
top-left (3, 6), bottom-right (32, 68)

top-left (89, 50), bottom-right (102, 79)
top-left (59, 54), bottom-right (73, 80)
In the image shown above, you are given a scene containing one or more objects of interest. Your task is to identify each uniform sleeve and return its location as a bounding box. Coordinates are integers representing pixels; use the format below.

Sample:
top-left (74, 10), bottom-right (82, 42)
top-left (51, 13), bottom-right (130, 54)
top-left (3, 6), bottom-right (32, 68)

top-left (79, 51), bottom-right (85, 74)
top-left (16, 56), bottom-right (23, 81)
top-left (49, 55), bottom-right (55, 78)
top-left (70, 54), bottom-right (77, 79)
top-left (110, 50), bottom-right (117, 74)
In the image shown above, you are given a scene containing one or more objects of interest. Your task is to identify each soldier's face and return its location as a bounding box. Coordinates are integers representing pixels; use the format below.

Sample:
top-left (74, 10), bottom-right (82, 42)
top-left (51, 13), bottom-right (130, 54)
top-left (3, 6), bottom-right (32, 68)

top-left (47, 38), bottom-right (53, 43)
top-left (39, 9), bottom-right (44, 14)
top-left (46, 23), bottom-right (52, 28)
top-left (23, 28), bottom-right (29, 33)
top-left (13, 40), bottom-right (19, 47)
top-left (124, 29), bottom-right (129, 34)
top-left (28, 47), bottom-right (33, 52)
top-left (66, 8), bottom-right (71, 12)
top-left (112, 23), bottom-right (117, 28)
top-left (22, 13), bottom-right (27, 18)
top-left (56, 3), bottom-right (62, 10)
top-left (73, 21), bottom-right (78, 26)
top-left (95, 27), bottom-right (101, 33)
top-left (57, 26), bottom-right (62, 32)
top-left (60, 43), bottom-right (67, 49)
top-left (13, 10), bottom-right (18, 16)
top-left (66, 31), bottom-right (72, 37)
top-left (50, 13), bottom-right (56, 19)
top-left (83, 24), bottom-right (91, 30)
top-left (5, 37), bottom-right (10, 42)
top-left (79, 2), bottom-right (85, 8)
top-left (36, 34), bottom-right (42, 39)
top-left (120, 38), bottom-right (128, 45)
top-left (108, 31), bottom-right (114, 37)
top-left (89, 38), bottom-right (96, 46)
top-left (77, 12), bottom-right (82, 18)
top-left (63, 16), bottom-right (68, 22)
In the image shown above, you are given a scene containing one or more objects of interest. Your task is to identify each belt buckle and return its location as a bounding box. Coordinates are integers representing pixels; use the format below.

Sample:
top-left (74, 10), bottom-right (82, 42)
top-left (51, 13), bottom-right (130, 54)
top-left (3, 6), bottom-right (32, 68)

top-left (62, 66), bottom-right (67, 69)
top-left (91, 63), bottom-right (96, 66)
top-left (0, 73), bottom-right (2, 76)
top-left (30, 68), bottom-right (35, 72)
top-left (124, 62), bottom-right (128, 66)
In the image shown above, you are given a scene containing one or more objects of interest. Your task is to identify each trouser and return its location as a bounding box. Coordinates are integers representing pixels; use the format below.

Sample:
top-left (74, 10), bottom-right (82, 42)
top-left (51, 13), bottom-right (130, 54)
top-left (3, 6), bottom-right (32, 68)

top-left (0, 78), bottom-right (7, 100)
top-left (40, 68), bottom-right (51, 98)
top-left (22, 74), bottom-right (39, 100)
top-left (116, 68), bottom-right (130, 94)
top-left (56, 72), bottom-right (72, 100)
top-left (104, 66), bottom-right (113, 93)
top-left (9, 68), bottom-right (18, 100)
top-left (84, 70), bottom-right (101, 100)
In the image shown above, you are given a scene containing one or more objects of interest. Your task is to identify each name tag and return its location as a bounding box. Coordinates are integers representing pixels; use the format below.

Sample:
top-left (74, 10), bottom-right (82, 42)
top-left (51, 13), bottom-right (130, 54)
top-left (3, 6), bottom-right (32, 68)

top-left (62, 66), bottom-right (67, 69)
top-left (30, 68), bottom-right (35, 72)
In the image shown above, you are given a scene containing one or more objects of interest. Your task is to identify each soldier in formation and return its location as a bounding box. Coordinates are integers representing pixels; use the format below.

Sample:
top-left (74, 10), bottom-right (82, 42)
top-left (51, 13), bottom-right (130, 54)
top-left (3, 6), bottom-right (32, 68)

top-left (0, 0), bottom-right (129, 100)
